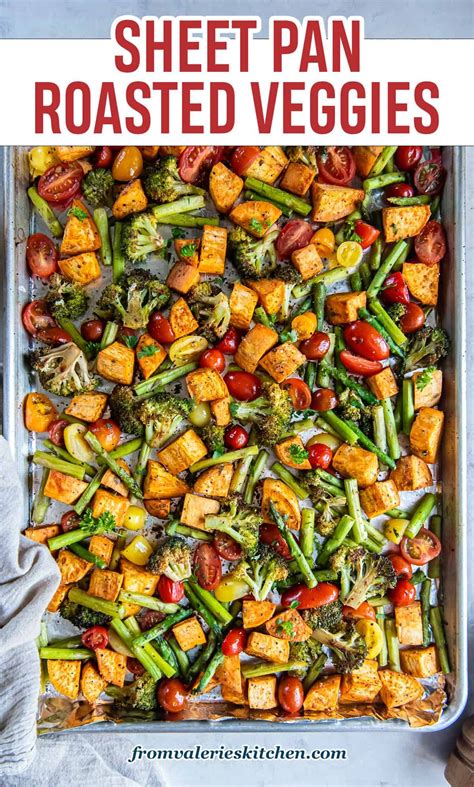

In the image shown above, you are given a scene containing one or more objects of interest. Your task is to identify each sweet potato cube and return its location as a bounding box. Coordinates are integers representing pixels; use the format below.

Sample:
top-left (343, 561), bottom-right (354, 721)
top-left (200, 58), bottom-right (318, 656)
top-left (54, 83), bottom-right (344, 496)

top-left (390, 455), bottom-right (432, 492)
top-left (143, 460), bottom-right (190, 499)
top-left (97, 341), bottom-right (135, 385)
top-left (120, 558), bottom-right (159, 616)
top-left (378, 669), bottom-right (424, 709)
top-left (209, 162), bottom-right (243, 212)
top-left (340, 659), bottom-right (382, 703)
top-left (174, 237), bottom-right (200, 266)
top-left (353, 146), bottom-right (384, 177)
top-left (360, 480), bottom-right (400, 518)
top-left (166, 262), bottom-right (200, 294)
top-left (48, 659), bottom-right (81, 700)
top-left (180, 493), bottom-right (220, 530)
top-left (332, 443), bottom-right (379, 488)
top-left (303, 674), bottom-right (341, 711)
top-left (291, 244), bottom-right (324, 280)
top-left (24, 524), bottom-right (60, 545)
top-left (92, 489), bottom-right (129, 527)
top-left (198, 225), bottom-right (227, 275)
top-left (101, 459), bottom-right (131, 498)
top-left (44, 470), bottom-right (87, 505)
top-left (47, 584), bottom-right (70, 613)
top-left (60, 200), bottom-right (101, 255)
top-left (59, 252), bottom-right (101, 285)
top-left (210, 397), bottom-right (231, 426)
top-left (89, 568), bottom-right (124, 601)
top-left (242, 600), bottom-right (276, 629)
top-left (311, 183), bottom-right (365, 222)
top-left (325, 291), bottom-right (367, 325)
top-left (229, 282), bottom-right (259, 330)
top-left (395, 603), bottom-right (423, 646)
top-left (247, 676), bottom-right (278, 709)
top-left (280, 161), bottom-right (315, 196)
top-left (265, 609), bottom-right (312, 642)
top-left (56, 145), bottom-right (95, 162)
top-left (246, 632), bottom-right (290, 664)
top-left (57, 550), bottom-right (92, 584)
top-left (244, 146), bottom-right (288, 184)
top-left (259, 342), bottom-right (306, 383)
top-left (248, 279), bottom-right (285, 315)
top-left (400, 646), bottom-right (440, 678)
top-left (136, 333), bottom-right (167, 379)
top-left (88, 535), bottom-right (114, 566)
top-left (81, 662), bottom-right (108, 704)
top-left (96, 648), bottom-right (127, 687)
top-left (367, 367), bottom-right (399, 400)
top-left (217, 654), bottom-right (246, 704)
top-left (410, 407), bottom-right (444, 464)
top-left (403, 262), bottom-right (439, 306)
top-left (261, 478), bottom-right (301, 530)
top-left (234, 324), bottom-right (279, 373)
top-left (144, 498), bottom-right (171, 519)
top-left (169, 297), bottom-right (199, 339)
top-left (275, 435), bottom-right (311, 470)
top-left (383, 205), bottom-right (430, 243)
top-left (173, 617), bottom-right (206, 651)
top-left (65, 392), bottom-right (108, 423)
top-left (193, 464), bottom-right (233, 498)
top-left (412, 369), bottom-right (443, 409)
top-left (229, 201), bottom-right (281, 238)
top-left (157, 429), bottom-right (208, 474)
top-left (112, 178), bottom-right (148, 219)
top-left (186, 369), bottom-right (228, 402)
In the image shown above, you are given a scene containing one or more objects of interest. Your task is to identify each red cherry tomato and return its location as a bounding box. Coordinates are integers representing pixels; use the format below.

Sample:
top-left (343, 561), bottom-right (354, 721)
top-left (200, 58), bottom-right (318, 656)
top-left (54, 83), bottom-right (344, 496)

top-left (276, 219), bottom-right (314, 260)
top-left (310, 388), bottom-right (338, 412)
top-left (354, 221), bottom-right (380, 250)
top-left (317, 146), bottom-right (355, 185)
top-left (216, 326), bottom-right (241, 355)
top-left (22, 300), bottom-right (56, 335)
top-left (224, 371), bottom-right (261, 401)
top-left (381, 272), bottom-right (410, 306)
top-left (230, 146), bottom-right (261, 176)
top-left (259, 524), bottom-right (291, 560)
top-left (90, 418), bottom-right (121, 451)
top-left (395, 146), bottom-right (423, 172)
top-left (342, 601), bottom-right (376, 621)
top-left (60, 510), bottom-right (81, 532)
top-left (344, 321), bottom-right (390, 362)
top-left (48, 419), bottom-right (68, 447)
top-left (385, 183), bottom-right (415, 200)
top-left (193, 543), bottom-right (222, 591)
top-left (157, 678), bottom-right (188, 713)
top-left (178, 146), bottom-right (217, 183)
top-left (278, 675), bottom-right (304, 714)
top-left (127, 657), bottom-right (145, 676)
top-left (281, 582), bottom-right (339, 610)
top-left (339, 349), bottom-right (383, 376)
top-left (400, 529), bottom-right (441, 566)
top-left (222, 628), bottom-right (247, 656)
top-left (388, 578), bottom-right (417, 607)
top-left (414, 160), bottom-right (445, 196)
top-left (308, 442), bottom-right (333, 470)
top-left (224, 425), bottom-right (248, 450)
top-left (148, 312), bottom-right (176, 344)
top-left (81, 626), bottom-right (109, 650)
top-left (157, 576), bottom-right (185, 603)
top-left (81, 319), bottom-right (105, 343)
top-left (93, 146), bottom-right (113, 168)
top-left (399, 302), bottom-right (426, 334)
top-left (281, 378), bottom-right (312, 411)
top-left (414, 220), bottom-right (446, 265)
top-left (36, 327), bottom-right (71, 345)
top-left (37, 162), bottom-right (83, 204)
top-left (299, 331), bottom-right (331, 361)
top-left (26, 233), bottom-right (58, 278)
top-left (389, 553), bottom-right (413, 578)
top-left (213, 531), bottom-right (242, 561)
top-left (199, 348), bottom-right (225, 373)
top-left (139, 610), bottom-right (165, 631)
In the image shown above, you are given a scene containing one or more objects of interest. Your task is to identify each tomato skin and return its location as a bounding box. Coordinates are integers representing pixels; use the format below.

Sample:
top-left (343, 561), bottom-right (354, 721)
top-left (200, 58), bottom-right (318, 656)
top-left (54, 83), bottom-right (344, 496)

top-left (317, 146), bottom-right (355, 185)
top-left (213, 531), bottom-right (242, 561)
top-left (224, 371), bottom-right (261, 402)
top-left (399, 302), bottom-right (426, 334)
top-left (90, 418), bottom-right (121, 451)
top-left (81, 626), bottom-right (109, 651)
top-left (81, 319), bottom-right (105, 343)
top-left (157, 576), bottom-right (184, 603)
top-left (148, 312), bottom-right (176, 344)
top-left (400, 529), bottom-right (441, 566)
top-left (354, 221), bottom-right (380, 250)
top-left (414, 160), bottom-right (445, 196)
top-left (300, 331), bottom-right (331, 361)
top-left (222, 628), bottom-right (247, 656)
top-left (281, 582), bottom-right (339, 610)
top-left (395, 146), bottom-right (423, 172)
top-left (230, 146), bottom-right (261, 176)
top-left (342, 602), bottom-right (376, 621)
top-left (216, 326), bottom-right (241, 355)
top-left (278, 675), bottom-right (304, 714)
top-left (339, 349), bottom-right (383, 376)
top-left (48, 419), bottom-right (68, 447)
top-left (193, 543), bottom-right (222, 591)
top-left (37, 162), bottom-right (83, 204)
top-left (282, 378), bottom-right (312, 411)
top-left (310, 388), bottom-right (338, 412)
top-left (276, 219), bottom-right (314, 260)
top-left (157, 678), bottom-right (188, 713)
top-left (199, 348), bottom-right (225, 373)
top-left (22, 300), bottom-right (56, 335)
top-left (388, 578), bottom-right (417, 607)
top-left (308, 443), bottom-right (333, 470)
top-left (179, 146), bottom-right (216, 183)
top-left (36, 327), bottom-right (71, 345)
top-left (112, 146), bottom-right (143, 181)
top-left (414, 220), bottom-right (446, 265)
top-left (26, 233), bottom-right (58, 279)
top-left (127, 657), bottom-right (145, 676)
top-left (61, 510), bottom-right (81, 532)
top-left (389, 553), bottom-right (413, 578)
top-left (381, 272), bottom-right (410, 306)
top-left (385, 183), bottom-right (415, 200)
top-left (224, 425), bottom-right (249, 450)
top-left (344, 321), bottom-right (390, 362)
top-left (259, 524), bottom-right (291, 560)
top-left (93, 146), bottom-right (113, 168)
top-left (139, 610), bottom-right (165, 631)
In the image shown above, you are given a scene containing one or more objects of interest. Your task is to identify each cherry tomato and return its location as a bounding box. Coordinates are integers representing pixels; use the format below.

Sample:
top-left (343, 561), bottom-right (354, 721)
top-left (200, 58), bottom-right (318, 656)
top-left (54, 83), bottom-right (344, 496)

top-left (230, 146), bottom-right (261, 176)
top-left (276, 219), bottom-right (314, 260)
top-left (213, 531), bottom-right (242, 561)
top-left (381, 272), bottom-right (410, 306)
top-left (157, 678), bottom-right (188, 713)
top-left (199, 348), bottom-right (225, 373)
top-left (127, 657), bottom-right (145, 676)
top-left (339, 350), bottom-right (383, 377)
top-left (282, 378), bottom-right (312, 410)
top-left (22, 300), bottom-right (55, 335)
top-left (281, 582), bottom-right (339, 610)
top-left (139, 610), bottom-right (165, 631)
top-left (36, 327), bottom-right (71, 345)
top-left (388, 578), bottom-right (417, 607)
top-left (389, 553), bottom-right (413, 578)
top-left (81, 319), bottom-right (105, 343)
top-left (81, 626), bottom-right (109, 650)
top-left (342, 601), bottom-right (376, 621)
top-left (395, 146), bottom-right (423, 172)
top-left (308, 442), bottom-right (333, 470)
top-left (216, 326), bottom-right (241, 355)
top-left (26, 233), bottom-right (58, 278)
top-left (278, 675), bottom-right (304, 713)
top-left (90, 418), bottom-right (121, 451)
top-left (224, 425), bottom-right (249, 450)
top-left (414, 220), bottom-right (446, 265)
top-left (399, 302), bottom-right (426, 334)
top-left (93, 146), bottom-right (113, 168)
top-left (48, 419), bottom-right (68, 447)
top-left (60, 510), bottom-right (81, 532)
top-left (310, 388), bottom-right (338, 412)
top-left (224, 371), bottom-right (261, 401)
top-left (193, 543), bottom-right (222, 591)
top-left (112, 146), bottom-right (143, 181)
top-left (157, 576), bottom-right (185, 603)
top-left (354, 220), bottom-right (380, 250)
top-left (400, 529), bottom-right (441, 566)
top-left (344, 321), bottom-right (390, 362)
top-left (385, 183), bottom-right (415, 200)
top-left (259, 524), bottom-right (291, 560)
top-left (222, 628), bottom-right (247, 656)
top-left (414, 160), bottom-right (445, 196)
top-left (300, 331), bottom-right (331, 361)
top-left (179, 146), bottom-right (217, 183)
top-left (317, 146), bottom-right (355, 185)
top-left (148, 312), bottom-right (176, 344)
top-left (37, 162), bottom-right (83, 204)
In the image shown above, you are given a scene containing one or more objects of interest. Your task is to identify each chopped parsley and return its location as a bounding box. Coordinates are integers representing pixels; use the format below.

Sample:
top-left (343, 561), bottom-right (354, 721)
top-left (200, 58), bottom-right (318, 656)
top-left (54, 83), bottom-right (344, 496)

top-left (180, 243), bottom-right (196, 258)
top-left (68, 206), bottom-right (88, 221)
top-left (249, 217), bottom-right (263, 233)
top-left (171, 227), bottom-right (186, 239)
top-left (342, 217), bottom-right (362, 244)
top-left (289, 443), bottom-right (309, 465)
top-left (137, 345), bottom-right (159, 359)
top-left (122, 335), bottom-right (139, 349)
top-left (276, 619), bottom-right (295, 637)
top-left (416, 366), bottom-right (436, 391)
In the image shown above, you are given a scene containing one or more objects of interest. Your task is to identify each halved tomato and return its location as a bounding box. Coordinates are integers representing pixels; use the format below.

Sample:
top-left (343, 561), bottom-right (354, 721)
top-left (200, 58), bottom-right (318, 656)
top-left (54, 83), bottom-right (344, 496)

top-left (339, 349), bottom-right (383, 376)
top-left (22, 300), bottom-right (56, 335)
top-left (276, 219), bottom-right (314, 260)
top-left (231, 146), bottom-right (261, 176)
top-left (281, 378), bottom-right (312, 410)
top-left (179, 146), bottom-right (222, 183)
top-left (400, 529), bottom-right (441, 566)
top-left (26, 233), bottom-right (58, 279)
top-left (193, 543), bottom-right (222, 591)
top-left (414, 221), bottom-right (446, 265)
top-left (317, 147), bottom-right (355, 185)
top-left (37, 162), bottom-right (83, 204)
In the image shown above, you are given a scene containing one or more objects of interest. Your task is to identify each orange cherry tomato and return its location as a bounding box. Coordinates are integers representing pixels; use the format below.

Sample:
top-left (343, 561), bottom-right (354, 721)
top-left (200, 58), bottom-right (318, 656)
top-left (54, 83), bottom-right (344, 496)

top-left (24, 392), bottom-right (57, 432)
top-left (112, 146), bottom-right (143, 181)
top-left (342, 601), bottom-right (376, 621)
top-left (90, 418), bottom-right (121, 451)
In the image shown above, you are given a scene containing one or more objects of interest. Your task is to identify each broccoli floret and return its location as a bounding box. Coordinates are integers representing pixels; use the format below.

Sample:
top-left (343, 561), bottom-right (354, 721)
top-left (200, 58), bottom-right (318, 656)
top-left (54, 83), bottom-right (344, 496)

top-left (288, 637), bottom-right (322, 678)
top-left (285, 146), bottom-right (318, 169)
top-left (109, 385), bottom-right (145, 437)
top-left (95, 270), bottom-right (171, 329)
top-left (121, 212), bottom-right (165, 264)
top-left (387, 303), bottom-right (407, 326)
top-left (143, 156), bottom-right (204, 204)
top-left (45, 273), bottom-right (89, 321)
top-left (204, 496), bottom-right (262, 557)
top-left (337, 389), bottom-right (374, 438)
top-left (311, 622), bottom-right (367, 673)
top-left (301, 600), bottom-right (343, 633)
top-left (303, 472), bottom-right (347, 536)
top-left (343, 547), bottom-right (397, 610)
top-left (230, 382), bottom-right (293, 446)
top-left (232, 545), bottom-right (289, 601)
top-left (401, 325), bottom-right (450, 375)
top-left (148, 536), bottom-right (192, 581)
top-left (274, 265), bottom-right (303, 322)
top-left (328, 545), bottom-right (350, 574)
top-left (138, 393), bottom-right (192, 448)
top-left (188, 282), bottom-right (231, 341)
top-left (106, 674), bottom-right (158, 711)
top-left (198, 422), bottom-right (225, 455)
top-left (33, 342), bottom-right (98, 397)
top-left (228, 226), bottom-right (279, 280)
top-left (82, 168), bottom-right (115, 208)
top-left (59, 600), bottom-right (111, 629)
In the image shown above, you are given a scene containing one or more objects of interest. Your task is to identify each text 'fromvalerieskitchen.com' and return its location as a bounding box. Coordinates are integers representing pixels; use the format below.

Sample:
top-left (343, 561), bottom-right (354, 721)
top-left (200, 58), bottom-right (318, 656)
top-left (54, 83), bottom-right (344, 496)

top-left (128, 744), bottom-right (348, 762)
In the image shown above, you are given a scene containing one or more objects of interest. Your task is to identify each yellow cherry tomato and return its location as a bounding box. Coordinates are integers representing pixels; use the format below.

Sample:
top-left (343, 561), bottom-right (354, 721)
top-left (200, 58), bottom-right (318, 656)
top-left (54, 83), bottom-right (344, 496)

top-left (306, 431), bottom-right (341, 451)
top-left (355, 619), bottom-right (384, 659)
top-left (291, 311), bottom-right (318, 341)
top-left (189, 402), bottom-right (211, 428)
top-left (311, 227), bottom-right (335, 256)
top-left (24, 392), bottom-right (57, 432)
top-left (123, 505), bottom-right (147, 531)
top-left (63, 423), bottom-right (95, 463)
top-left (384, 518), bottom-right (410, 545)
top-left (112, 146), bottom-right (144, 181)
top-left (336, 241), bottom-right (363, 268)
top-left (169, 335), bottom-right (208, 367)
top-left (122, 535), bottom-right (153, 566)
top-left (215, 575), bottom-right (249, 602)
top-left (28, 146), bottom-right (60, 178)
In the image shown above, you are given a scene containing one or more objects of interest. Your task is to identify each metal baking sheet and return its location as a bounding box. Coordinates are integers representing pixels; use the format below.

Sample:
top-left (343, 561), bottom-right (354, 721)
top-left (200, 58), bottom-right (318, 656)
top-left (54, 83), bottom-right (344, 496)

top-left (2, 145), bottom-right (468, 732)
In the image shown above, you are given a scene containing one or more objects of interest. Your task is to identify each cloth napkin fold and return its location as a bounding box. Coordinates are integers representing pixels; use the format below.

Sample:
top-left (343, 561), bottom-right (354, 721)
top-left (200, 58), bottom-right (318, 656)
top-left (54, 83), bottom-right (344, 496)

top-left (0, 437), bottom-right (60, 775)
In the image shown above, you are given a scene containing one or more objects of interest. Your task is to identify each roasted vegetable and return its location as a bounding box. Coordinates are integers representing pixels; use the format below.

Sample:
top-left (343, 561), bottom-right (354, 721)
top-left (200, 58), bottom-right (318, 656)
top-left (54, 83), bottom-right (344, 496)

top-left (205, 496), bottom-right (262, 557)
top-left (45, 274), bottom-right (89, 321)
top-left (82, 168), bottom-right (115, 208)
top-left (143, 156), bottom-right (204, 203)
top-left (228, 226), bottom-right (278, 280)
top-left (148, 536), bottom-right (192, 582)
top-left (188, 282), bottom-right (231, 341)
top-left (33, 343), bottom-right (98, 396)
top-left (95, 270), bottom-right (171, 329)
top-left (230, 382), bottom-right (293, 446)
top-left (232, 546), bottom-right (289, 601)
top-left (121, 212), bottom-right (165, 263)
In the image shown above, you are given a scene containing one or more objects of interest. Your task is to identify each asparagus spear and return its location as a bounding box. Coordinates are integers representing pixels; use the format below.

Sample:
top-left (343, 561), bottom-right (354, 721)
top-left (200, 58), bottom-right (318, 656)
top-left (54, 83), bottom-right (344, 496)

top-left (292, 267), bottom-right (350, 299)
top-left (244, 177), bottom-right (311, 216)
top-left (94, 208), bottom-right (112, 266)
top-left (32, 467), bottom-right (50, 524)
top-left (429, 607), bottom-right (450, 674)
top-left (68, 586), bottom-right (126, 619)
top-left (317, 515), bottom-right (354, 566)
top-left (367, 299), bottom-right (408, 346)
top-left (244, 188), bottom-right (293, 217)
top-left (376, 611), bottom-right (388, 667)
top-left (344, 479), bottom-right (367, 544)
top-left (84, 431), bottom-right (143, 498)
top-left (118, 590), bottom-right (180, 615)
top-left (192, 647), bottom-right (224, 694)
top-left (270, 502), bottom-right (317, 588)
top-left (69, 542), bottom-right (107, 569)
top-left (184, 583), bottom-right (222, 634)
top-left (73, 466), bottom-right (107, 516)
top-left (39, 647), bottom-right (92, 660)
top-left (382, 398), bottom-right (401, 461)
top-left (312, 281), bottom-right (326, 331)
top-left (300, 508), bottom-right (315, 561)
top-left (421, 578), bottom-right (432, 647)
top-left (152, 195), bottom-right (205, 219)
top-left (270, 462), bottom-right (308, 500)
top-left (112, 222), bottom-right (125, 283)
top-left (385, 618), bottom-right (401, 672)
top-left (110, 619), bottom-right (161, 681)
top-left (368, 146), bottom-right (398, 177)
top-left (156, 214), bottom-right (219, 228)
top-left (402, 378), bottom-right (415, 436)
top-left (27, 186), bottom-right (63, 237)
top-left (366, 240), bottom-right (408, 299)
top-left (244, 449), bottom-right (269, 504)
top-left (242, 660), bottom-right (307, 679)
top-left (32, 451), bottom-right (86, 481)
top-left (190, 445), bottom-right (258, 473)
top-left (187, 631), bottom-right (217, 682)
top-left (303, 652), bottom-right (327, 691)
top-left (405, 493), bottom-right (437, 539)
top-left (318, 360), bottom-right (377, 405)
top-left (186, 580), bottom-right (233, 626)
